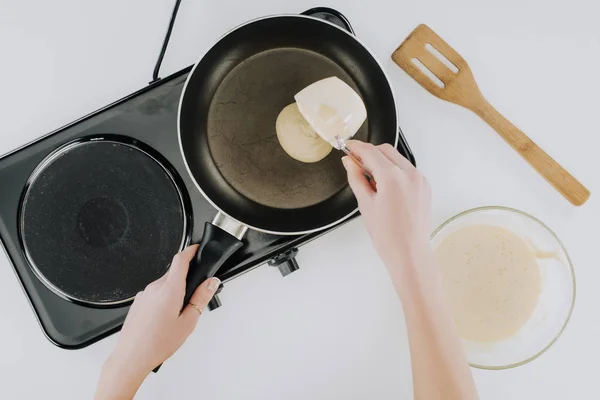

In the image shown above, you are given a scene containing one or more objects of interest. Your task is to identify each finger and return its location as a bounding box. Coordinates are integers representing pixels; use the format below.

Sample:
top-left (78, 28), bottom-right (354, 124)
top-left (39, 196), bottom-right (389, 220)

top-left (179, 277), bottom-right (221, 328)
top-left (342, 156), bottom-right (374, 204)
top-left (166, 244), bottom-right (200, 286)
top-left (187, 277), bottom-right (220, 310)
top-left (346, 140), bottom-right (395, 177)
top-left (376, 143), bottom-right (415, 171)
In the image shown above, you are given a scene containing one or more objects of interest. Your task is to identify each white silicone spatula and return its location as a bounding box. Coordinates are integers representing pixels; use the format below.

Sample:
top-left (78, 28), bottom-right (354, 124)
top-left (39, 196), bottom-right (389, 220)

top-left (295, 77), bottom-right (372, 178)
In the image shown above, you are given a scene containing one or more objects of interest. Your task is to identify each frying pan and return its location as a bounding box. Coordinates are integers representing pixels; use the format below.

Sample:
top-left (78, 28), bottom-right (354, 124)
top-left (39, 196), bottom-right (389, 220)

top-left (178, 13), bottom-right (405, 306)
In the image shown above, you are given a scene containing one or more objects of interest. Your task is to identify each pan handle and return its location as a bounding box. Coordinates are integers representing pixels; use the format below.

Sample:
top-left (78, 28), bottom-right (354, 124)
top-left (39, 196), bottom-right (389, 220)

top-left (153, 213), bottom-right (246, 373)
top-left (301, 8), bottom-right (355, 35)
top-left (183, 213), bottom-right (247, 306)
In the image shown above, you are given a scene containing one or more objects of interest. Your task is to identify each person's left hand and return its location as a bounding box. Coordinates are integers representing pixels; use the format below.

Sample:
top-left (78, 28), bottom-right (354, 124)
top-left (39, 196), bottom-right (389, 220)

top-left (95, 245), bottom-right (220, 400)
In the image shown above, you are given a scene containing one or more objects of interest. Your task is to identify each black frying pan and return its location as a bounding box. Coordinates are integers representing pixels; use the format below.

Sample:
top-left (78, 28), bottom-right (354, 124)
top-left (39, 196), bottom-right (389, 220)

top-left (178, 14), bottom-right (403, 306)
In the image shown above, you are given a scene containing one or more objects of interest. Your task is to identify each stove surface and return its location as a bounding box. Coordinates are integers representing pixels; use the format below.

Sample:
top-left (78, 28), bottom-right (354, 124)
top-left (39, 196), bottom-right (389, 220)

top-left (0, 9), bottom-right (414, 349)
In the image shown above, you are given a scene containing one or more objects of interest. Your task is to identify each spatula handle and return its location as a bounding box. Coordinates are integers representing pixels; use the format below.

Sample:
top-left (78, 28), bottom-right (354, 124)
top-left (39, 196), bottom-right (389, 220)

top-left (474, 101), bottom-right (590, 206)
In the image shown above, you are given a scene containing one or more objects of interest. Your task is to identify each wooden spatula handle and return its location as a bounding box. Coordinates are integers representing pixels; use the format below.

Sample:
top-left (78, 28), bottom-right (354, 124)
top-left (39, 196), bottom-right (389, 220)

top-left (473, 101), bottom-right (590, 206)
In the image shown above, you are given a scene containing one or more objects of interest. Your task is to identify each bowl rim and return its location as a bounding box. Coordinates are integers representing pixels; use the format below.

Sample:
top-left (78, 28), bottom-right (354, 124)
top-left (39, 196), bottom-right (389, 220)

top-left (430, 205), bottom-right (576, 370)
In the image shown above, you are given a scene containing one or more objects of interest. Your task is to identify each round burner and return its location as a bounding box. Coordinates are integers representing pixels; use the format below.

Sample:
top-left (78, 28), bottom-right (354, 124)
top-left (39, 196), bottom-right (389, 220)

top-left (77, 197), bottom-right (130, 247)
top-left (19, 136), bottom-right (190, 306)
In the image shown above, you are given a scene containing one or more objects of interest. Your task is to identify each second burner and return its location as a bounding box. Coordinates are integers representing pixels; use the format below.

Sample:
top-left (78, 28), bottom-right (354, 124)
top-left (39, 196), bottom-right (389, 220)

top-left (19, 136), bottom-right (189, 306)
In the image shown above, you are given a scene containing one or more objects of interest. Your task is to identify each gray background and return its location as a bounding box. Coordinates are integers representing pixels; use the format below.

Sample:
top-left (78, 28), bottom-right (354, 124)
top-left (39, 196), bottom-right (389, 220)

top-left (0, 0), bottom-right (598, 398)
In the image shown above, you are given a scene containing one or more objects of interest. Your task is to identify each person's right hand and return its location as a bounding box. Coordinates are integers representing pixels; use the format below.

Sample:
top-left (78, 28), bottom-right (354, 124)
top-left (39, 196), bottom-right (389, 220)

top-left (343, 142), bottom-right (479, 400)
top-left (342, 141), bottom-right (432, 274)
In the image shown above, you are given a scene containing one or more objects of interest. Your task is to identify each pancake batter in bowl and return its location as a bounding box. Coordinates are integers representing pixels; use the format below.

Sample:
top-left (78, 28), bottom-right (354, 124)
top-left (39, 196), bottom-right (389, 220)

top-left (434, 225), bottom-right (542, 343)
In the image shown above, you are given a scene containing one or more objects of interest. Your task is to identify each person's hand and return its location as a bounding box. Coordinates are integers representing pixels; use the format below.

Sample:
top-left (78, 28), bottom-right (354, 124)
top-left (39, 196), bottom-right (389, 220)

top-left (95, 245), bottom-right (220, 400)
top-left (111, 244), bottom-right (220, 373)
top-left (343, 142), bottom-right (479, 400)
top-left (342, 141), bottom-right (432, 275)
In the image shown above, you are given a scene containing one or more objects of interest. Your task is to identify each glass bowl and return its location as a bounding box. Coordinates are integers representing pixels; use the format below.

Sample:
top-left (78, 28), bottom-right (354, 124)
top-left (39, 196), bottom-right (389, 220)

top-left (430, 206), bottom-right (576, 370)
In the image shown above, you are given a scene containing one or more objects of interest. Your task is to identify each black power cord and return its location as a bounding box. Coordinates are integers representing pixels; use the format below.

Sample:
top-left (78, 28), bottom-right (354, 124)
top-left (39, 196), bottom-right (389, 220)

top-left (150, 0), bottom-right (182, 84)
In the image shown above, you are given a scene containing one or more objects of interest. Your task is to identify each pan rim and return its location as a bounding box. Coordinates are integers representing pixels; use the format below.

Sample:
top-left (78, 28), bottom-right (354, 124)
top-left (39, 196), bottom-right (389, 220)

top-left (177, 13), bottom-right (399, 235)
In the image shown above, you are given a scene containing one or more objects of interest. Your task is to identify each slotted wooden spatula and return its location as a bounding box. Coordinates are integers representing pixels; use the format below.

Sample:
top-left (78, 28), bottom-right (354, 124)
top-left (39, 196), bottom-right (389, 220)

top-left (392, 24), bottom-right (590, 206)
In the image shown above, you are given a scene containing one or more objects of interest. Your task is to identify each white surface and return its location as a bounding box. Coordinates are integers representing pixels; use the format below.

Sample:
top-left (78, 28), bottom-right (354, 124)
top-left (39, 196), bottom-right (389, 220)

top-left (0, 0), bottom-right (598, 398)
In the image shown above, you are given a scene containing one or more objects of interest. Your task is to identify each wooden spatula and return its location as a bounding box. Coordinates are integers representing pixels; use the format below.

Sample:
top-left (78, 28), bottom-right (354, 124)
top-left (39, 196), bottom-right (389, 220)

top-left (392, 24), bottom-right (590, 206)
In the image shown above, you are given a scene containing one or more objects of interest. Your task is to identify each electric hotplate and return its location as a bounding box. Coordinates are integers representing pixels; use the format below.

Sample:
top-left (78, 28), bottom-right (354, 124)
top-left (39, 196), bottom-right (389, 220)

top-left (0, 7), bottom-right (414, 348)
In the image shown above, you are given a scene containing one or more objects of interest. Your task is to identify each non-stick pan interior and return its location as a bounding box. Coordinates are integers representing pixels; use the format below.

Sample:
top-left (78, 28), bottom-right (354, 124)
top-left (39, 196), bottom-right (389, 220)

top-left (208, 47), bottom-right (368, 209)
top-left (180, 16), bottom-right (398, 233)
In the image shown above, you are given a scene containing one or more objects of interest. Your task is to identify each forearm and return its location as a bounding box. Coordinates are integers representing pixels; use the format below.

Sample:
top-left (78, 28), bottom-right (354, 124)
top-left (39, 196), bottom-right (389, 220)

top-left (94, 355), bottom-right (148, 400)
top-left (387, 248), bottom-right (477, 400)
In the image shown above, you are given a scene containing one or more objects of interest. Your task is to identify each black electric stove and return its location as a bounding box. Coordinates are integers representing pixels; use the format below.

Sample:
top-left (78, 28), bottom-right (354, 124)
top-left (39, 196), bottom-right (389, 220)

top-left (0, 7), bottom-right (414, 349)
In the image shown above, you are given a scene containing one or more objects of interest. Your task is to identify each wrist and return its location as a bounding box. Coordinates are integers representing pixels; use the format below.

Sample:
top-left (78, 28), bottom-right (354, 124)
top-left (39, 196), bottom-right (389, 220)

top-left (97, 352), bottom-right (149, 399)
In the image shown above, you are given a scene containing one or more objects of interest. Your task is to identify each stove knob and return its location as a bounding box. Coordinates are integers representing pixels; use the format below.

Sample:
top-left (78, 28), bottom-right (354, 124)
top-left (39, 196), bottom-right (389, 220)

top-left (269, 248), bottom-right (300, 277)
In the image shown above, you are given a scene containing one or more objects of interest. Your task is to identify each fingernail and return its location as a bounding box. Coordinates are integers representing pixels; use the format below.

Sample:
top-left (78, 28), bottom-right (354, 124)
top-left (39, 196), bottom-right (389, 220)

top-left (207, 277), bottom-right (221, 292)
top-left (341, 156), bottom-right (350, 168)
